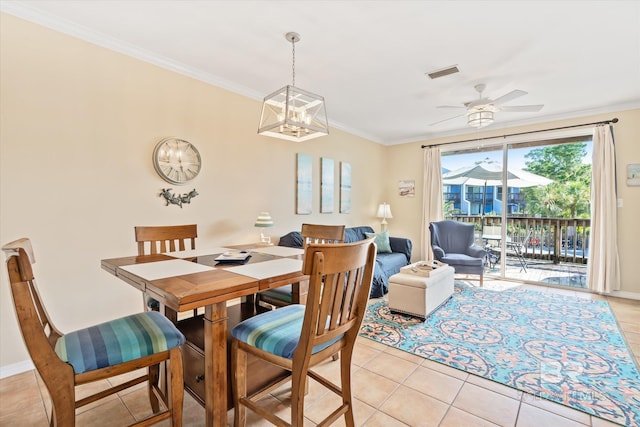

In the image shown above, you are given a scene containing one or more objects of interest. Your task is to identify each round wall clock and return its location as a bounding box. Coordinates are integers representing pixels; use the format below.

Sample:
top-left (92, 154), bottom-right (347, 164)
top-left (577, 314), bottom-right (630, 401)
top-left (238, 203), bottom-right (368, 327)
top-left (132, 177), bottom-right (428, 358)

top-left (152, 137), bottom-right (201, 185)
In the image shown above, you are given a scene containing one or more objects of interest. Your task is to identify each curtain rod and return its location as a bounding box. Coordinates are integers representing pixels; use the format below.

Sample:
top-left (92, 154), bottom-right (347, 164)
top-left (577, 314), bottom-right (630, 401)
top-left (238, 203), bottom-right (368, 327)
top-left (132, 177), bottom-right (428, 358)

top-left (421, 118), bottom-right (619, 149)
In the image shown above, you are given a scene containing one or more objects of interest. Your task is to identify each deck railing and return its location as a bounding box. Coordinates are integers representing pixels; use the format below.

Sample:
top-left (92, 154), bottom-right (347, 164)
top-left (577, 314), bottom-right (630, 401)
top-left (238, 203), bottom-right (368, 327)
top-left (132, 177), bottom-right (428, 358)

top-left (449, 215), bottom-right (590, 264)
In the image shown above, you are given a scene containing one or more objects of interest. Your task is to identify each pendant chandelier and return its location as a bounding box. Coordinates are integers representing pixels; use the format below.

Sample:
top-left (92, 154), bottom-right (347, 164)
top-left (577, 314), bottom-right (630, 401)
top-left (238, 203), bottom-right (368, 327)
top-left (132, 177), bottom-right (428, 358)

top-left (258, 32), bottom-right (329, 142)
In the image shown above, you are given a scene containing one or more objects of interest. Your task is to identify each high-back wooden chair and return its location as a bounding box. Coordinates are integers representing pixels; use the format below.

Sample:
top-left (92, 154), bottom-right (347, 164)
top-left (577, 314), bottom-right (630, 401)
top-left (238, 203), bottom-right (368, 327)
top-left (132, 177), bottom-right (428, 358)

top-left (301, 223), bottom-right (347, 248)
top-left (258, 224), bottom-right (346, 308)
top-left (135, 224), bottom-right (198, 320)
top-left (135, 224), bottom-right (198, 256)
top-left (2, 238), bottom-right (185, 426)
top-left (231, 238), bottom-right (376, 427)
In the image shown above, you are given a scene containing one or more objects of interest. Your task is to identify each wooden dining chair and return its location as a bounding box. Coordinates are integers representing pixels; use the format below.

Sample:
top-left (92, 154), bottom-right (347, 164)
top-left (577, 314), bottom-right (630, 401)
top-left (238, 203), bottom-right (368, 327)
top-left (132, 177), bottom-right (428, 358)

top-left (2, 238), bottom-right (186, 426)
top-left (135, 224), bottom-right (198, 256)
top-left (231, 238), bottom-right (376, 427)
top-left (257, 223), bottom-right (346, 308)
top-left (135, 224), bottom-right (198, 320)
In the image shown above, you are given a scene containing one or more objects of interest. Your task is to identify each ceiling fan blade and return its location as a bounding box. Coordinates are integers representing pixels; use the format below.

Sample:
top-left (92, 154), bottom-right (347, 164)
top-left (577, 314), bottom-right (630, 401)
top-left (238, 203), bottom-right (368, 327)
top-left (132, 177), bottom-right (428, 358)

top-left (436, 105), bottom-right (466, 109)
top-left (498, 104), bottom-right (544, 112)
top-left (430, 113), bottom-right (466, 126)
top-left (491, 89), bottom-right (527, 105)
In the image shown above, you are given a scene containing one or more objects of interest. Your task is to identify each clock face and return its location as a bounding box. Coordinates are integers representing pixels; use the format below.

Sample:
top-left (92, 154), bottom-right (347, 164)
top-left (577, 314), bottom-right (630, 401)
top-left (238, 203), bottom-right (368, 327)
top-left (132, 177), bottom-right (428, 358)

top-left (153, 137), bottom-right (201, 185)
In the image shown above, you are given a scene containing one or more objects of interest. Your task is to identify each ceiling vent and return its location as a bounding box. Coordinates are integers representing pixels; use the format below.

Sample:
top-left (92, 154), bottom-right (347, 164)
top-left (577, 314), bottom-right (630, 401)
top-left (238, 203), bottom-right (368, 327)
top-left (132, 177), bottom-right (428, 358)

top-left (426, 65), bottom-right (460, 79)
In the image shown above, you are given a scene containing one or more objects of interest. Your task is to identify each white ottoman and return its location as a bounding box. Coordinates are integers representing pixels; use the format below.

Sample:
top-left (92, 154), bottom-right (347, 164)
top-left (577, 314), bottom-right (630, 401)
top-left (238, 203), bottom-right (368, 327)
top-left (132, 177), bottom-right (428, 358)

top-left (388, 263), bottom-right (455, 319)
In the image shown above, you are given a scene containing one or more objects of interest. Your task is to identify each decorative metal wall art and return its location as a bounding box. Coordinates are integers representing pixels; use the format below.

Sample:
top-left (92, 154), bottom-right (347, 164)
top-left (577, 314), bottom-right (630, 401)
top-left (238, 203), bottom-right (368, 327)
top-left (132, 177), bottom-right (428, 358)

top-left (159, 188), bottom-right (198, 208)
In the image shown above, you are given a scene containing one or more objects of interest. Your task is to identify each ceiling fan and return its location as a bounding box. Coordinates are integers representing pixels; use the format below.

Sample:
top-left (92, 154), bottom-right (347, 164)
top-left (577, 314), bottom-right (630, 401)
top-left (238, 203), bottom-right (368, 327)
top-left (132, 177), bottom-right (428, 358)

top-left (431, 83), bottom-right (544, 128)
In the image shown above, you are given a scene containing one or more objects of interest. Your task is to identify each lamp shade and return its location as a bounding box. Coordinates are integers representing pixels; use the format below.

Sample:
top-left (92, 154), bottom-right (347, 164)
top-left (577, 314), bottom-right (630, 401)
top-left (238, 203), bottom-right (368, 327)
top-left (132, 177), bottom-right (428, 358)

top-left (376, 203), bottom-right (393, 219)
top-left (254, 212), bottom-right (274, 227)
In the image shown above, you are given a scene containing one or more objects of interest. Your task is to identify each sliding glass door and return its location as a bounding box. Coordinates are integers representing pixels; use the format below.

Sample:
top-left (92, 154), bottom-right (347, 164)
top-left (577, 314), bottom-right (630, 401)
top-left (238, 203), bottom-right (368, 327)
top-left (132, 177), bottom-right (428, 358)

top-left (440, 136), bottom-right (592, 288)
top-left (441, 147), bottom-right (506, 274)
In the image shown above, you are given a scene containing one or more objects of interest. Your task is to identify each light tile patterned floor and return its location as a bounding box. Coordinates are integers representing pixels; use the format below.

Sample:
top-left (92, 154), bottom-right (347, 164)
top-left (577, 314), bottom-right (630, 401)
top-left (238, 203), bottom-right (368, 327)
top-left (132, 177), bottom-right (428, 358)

top-left (0, 282), bottom-right (637, 426)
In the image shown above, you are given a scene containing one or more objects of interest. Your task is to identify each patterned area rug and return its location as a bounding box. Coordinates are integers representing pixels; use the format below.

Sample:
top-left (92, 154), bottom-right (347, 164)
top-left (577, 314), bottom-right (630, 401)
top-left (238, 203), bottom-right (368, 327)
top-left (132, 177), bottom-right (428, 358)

top-left (359, 283), bottom-right (640, 426)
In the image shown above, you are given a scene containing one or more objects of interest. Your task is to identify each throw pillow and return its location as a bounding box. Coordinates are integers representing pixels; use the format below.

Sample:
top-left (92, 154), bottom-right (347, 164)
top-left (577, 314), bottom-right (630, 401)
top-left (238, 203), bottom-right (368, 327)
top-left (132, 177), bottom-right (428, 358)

top-left (365, 231), bottom-right (392, 253)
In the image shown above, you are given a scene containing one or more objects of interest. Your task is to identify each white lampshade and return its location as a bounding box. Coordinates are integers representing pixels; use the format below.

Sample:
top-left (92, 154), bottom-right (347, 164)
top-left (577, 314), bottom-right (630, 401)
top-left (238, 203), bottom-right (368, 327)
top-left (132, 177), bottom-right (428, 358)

top-left (254, 212), bottom-right (274, 227)
top-left (376, 203), bottom-right (393, 219)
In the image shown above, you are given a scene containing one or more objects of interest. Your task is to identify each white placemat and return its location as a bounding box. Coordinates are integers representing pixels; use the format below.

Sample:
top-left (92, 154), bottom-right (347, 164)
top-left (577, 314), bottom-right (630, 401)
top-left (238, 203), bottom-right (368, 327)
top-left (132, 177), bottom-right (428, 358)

top-left (250, 246), bottom-right (304, 257)
top-left (225, 258), bottom-right (303, 280)
top-left (120, 259), bottom-right (215, 280)
top-left (162, 247), bottom-right (230, 258)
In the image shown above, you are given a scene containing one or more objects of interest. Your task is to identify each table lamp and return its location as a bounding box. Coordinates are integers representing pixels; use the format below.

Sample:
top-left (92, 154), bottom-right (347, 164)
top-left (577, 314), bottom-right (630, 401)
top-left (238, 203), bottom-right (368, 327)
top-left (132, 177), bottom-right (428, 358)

top-left (255, 212), bottom-right (274, 245)
top-left (376, 203), bottom-right (393, 232)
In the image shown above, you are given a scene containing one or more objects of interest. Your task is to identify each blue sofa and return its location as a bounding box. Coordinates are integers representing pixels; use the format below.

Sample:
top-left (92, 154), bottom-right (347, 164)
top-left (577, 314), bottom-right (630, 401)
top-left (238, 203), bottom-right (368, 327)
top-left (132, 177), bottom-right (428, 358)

top-left (278, 226), bottom-right (412, 298)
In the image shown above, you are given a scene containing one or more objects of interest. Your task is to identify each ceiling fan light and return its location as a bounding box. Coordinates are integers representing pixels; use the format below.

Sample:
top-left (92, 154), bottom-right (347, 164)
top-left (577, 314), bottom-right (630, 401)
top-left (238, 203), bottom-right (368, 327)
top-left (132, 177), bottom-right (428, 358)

top-left (467, 110), bottom-right (494, 128)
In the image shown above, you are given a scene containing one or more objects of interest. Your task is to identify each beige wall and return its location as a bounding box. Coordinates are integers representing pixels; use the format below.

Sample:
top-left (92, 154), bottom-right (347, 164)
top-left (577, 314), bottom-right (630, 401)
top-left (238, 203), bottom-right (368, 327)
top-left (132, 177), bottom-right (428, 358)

top-left (386, 108), bottom-right (640, 298)
top-left (0, 14), bottom-right (387, 370)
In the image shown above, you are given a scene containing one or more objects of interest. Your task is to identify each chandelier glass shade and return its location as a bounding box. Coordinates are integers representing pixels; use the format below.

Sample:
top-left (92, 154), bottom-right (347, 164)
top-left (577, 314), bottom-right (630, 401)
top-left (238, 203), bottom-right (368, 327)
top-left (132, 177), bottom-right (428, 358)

top-left (258, 85), bottom-right (328, 141)
top-left (258, 32), bottom-right (329, 142)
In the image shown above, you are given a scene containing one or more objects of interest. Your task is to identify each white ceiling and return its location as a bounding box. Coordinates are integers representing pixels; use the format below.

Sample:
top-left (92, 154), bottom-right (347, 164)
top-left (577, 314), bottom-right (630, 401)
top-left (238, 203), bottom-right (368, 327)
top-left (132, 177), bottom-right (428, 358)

top-left (3, 0), bottom-right (640, 145)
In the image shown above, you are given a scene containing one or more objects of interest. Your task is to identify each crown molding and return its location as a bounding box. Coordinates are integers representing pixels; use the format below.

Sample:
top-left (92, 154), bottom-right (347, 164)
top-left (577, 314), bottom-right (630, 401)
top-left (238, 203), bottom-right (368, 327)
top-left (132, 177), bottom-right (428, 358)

top-left (2, 3), bottom-right (637, 147)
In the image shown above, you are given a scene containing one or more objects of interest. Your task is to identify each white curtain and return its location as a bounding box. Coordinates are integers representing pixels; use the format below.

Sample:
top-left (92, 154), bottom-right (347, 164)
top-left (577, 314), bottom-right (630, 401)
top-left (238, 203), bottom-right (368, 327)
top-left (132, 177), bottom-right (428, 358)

top-left (421, 146), bottom-right (444, 260)
top-left (587, 124), bottom-right (620, 293)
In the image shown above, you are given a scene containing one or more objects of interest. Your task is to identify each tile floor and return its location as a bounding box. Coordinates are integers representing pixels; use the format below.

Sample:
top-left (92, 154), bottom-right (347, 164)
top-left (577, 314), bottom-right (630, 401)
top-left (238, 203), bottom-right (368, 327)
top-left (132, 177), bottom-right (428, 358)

top-left (0, 281), bottom-right (638, 426)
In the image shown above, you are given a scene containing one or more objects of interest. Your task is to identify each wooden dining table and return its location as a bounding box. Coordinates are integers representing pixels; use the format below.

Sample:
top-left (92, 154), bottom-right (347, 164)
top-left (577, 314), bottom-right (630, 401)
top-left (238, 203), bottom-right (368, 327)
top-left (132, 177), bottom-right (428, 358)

top-left (101, 245), bottom-right (307, 427)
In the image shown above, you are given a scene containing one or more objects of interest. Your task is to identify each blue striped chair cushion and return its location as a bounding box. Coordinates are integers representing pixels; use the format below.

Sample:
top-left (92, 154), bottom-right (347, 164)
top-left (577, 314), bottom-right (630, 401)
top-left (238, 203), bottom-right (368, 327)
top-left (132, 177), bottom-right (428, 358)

top-left (232, 305), bottom-right (341, 359)
top-left (55, 311), bottom-right (185, 374)
top-left (259, 285), bottom-right (292, 303)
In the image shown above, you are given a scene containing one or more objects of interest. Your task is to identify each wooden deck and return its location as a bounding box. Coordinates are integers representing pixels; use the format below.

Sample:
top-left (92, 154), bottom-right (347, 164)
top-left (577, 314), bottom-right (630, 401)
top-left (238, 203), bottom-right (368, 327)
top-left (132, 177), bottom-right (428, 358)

top-left (443, 215), bottom-right (590, 290)
top-left (452, 215), bottom-right (591, 264)
top-left (485, 256), bottom-right (588, 289)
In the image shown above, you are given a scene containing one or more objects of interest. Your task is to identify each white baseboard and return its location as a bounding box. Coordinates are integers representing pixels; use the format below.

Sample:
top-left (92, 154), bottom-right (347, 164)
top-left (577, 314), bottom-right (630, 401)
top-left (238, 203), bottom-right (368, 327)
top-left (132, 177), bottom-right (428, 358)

top-left (609, 290), bottom-right (640, 301)
top-left (0, 360), bottom-right (34, 379)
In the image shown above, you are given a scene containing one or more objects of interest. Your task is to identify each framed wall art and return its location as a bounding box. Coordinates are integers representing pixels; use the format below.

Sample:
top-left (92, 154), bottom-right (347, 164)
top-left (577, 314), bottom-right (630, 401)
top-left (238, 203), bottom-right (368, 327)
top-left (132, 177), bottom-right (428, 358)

top-left (296, 153), bottom-right (312, 214)
top-left (321, 157), bottom-right (334, 213)
top-left (399, 180), bottom-right (415, 197)
top-left (627, 164), bottom-right (640, 186)
top-left (340, 162), bottom-right (351, 213)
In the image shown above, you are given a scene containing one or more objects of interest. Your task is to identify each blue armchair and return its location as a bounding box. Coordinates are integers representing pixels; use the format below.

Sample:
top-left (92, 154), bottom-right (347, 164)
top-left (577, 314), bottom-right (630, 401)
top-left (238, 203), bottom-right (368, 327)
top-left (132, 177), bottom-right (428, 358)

top-left (429, 220), bottom-right (486, 286)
